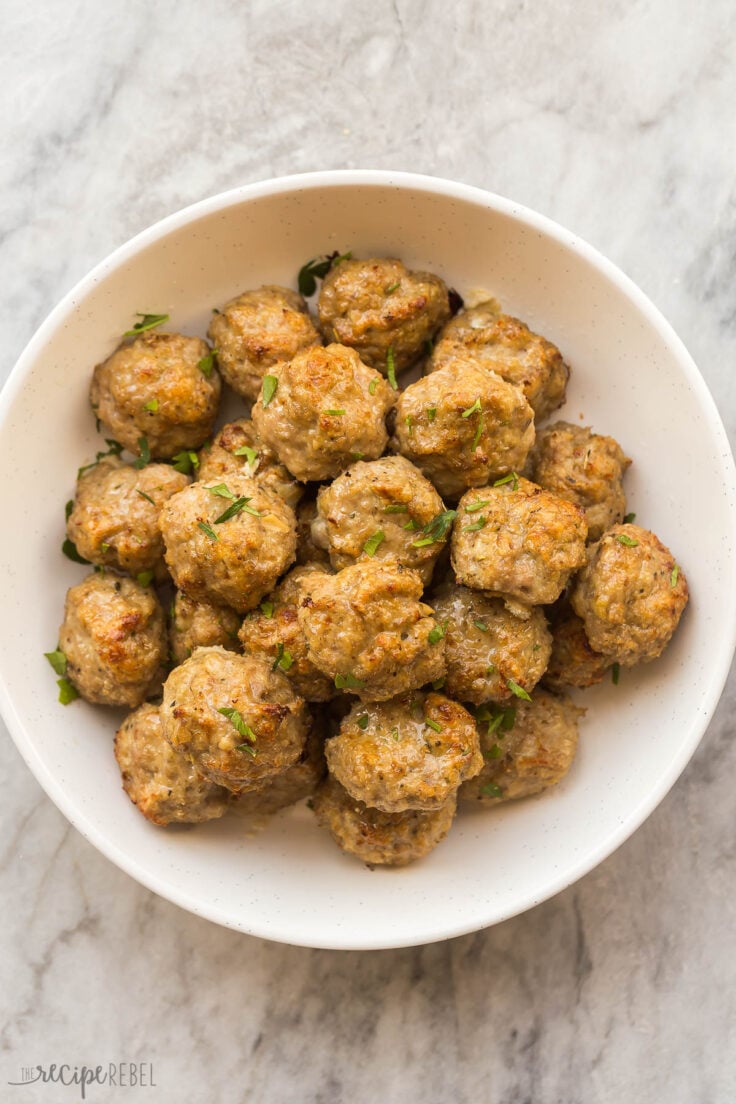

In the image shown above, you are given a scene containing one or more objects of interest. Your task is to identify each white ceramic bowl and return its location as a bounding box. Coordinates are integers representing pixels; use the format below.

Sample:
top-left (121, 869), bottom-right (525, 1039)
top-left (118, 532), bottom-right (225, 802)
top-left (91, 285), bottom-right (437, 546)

top-left (2, 171), bottom-right (735, 950)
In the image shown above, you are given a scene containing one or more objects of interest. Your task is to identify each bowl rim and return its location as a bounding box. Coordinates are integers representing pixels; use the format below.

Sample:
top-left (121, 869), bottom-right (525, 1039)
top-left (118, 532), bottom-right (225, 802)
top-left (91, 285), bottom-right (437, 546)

top-left (2, 169), bottom-right (736, 950)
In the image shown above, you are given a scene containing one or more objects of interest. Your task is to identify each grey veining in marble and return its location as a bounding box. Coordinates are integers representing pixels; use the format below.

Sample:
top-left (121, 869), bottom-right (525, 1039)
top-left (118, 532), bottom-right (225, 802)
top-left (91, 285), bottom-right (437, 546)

top-left (2, 1), bottom-right (736, 1101)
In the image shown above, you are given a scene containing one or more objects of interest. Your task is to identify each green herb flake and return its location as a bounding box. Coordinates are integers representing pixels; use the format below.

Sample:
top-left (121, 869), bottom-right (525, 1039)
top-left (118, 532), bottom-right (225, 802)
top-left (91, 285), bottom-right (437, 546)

top-left (61, 539), bottom-right (90, 565)
top-left (481, 782), bottom-right (503, 799)
top-left (403, 519), bottom-right (421, 531)
top-left (493, 472), bottom-right (519, 491)
top-left (611, 662), bottom-right (621, 685)
top-left (57, 677), bottom-right (79, 705)
top-left (357, 714), bottom-right (370, 730)
top-left (472, 412), bottom-right (484, 451)
top-left (425, 717), bottom-right (443, 733)
top-left (670, 564), bottom-right (680, 587)
top-left (461, 397), bottom-right (482, 418)
top-left (384, 281), bottom-right (400, 294)
top-left (214, 497), bottom-right (262, 523)
top-left (507, 679), bottom-right (531, 701)
top-left (425, 337), bottom-right (434, 355)
top-left (297, 251), bottom-right (352, 296)
top-left (44, 648), bottom-right (67, 677)
top-left (384, 503), bottom-right (408, 514)
top-left (262, 375), bottom-right (278, 407)
top-left (391, 727), bottom-right (400, 741)
top-left (432, 677), bottom-right (446, 691)
top-left (208, 483), bottom-right (236, 500)
top-left (369, 377), bottom-right (379, 396)
top-left (427, 406), bottom-right (437, 422)
top-left (65, 499), bottom-right (74, 521)
top-left (233, 445), bottom-right (258, 466)
top-left (386, 346), bottom-right (397, 389)
top-left (143, 398), bottom-right (159, 413)
top-left (198, 349), bottom-right (216, 378)
top-left (334, 672), bottom-right (365, 690)
top-left (616, 534), bottom-right (639, 547)
top-left (272, 643), bottom-right (294, 672)
top-left (325, 408), bottom-right (346, 416)
top-left (465, 500), bottom-right (490, 513)
top-left (463, 516), bottom-right (487, 532)
top-left (405, 414), bottom-right (414, 435)
top-left (134, 436), bottom-right (151, 469)
top-left (351, 452), bottom-right (365, 461)
top-left (486, 663), bottom-right (496, 676)
top-left (137, 489), bottom-right (156, 506)
top-left (198, 521), bottom-right (219, 541)
top-left (123, 312), bottom-right (169, 338)
top-left (100, 541), bottom-right (110, 553)
top-left (136, 571), bottom-right (154, 587)
top-left (217, 706), bottom-right (257, 746)
top-left (363, 530), bottom-right (386, 557)
top-left (77, 438), bottom-right (125, 478)
top-left (260, 600), bottom-right (274, 618)
top-left (172, 450), bottom-right (199, 474)
top-left (623, 512), bottom-right (636, 524)
top-left (473, 620), bottom-right (489, 632)
top-left (428, 622), bottom-right (447, 645)
top-left (411, 509), bottom-right (458, 548)
top-left (485, 743), bottom-right (504, 760)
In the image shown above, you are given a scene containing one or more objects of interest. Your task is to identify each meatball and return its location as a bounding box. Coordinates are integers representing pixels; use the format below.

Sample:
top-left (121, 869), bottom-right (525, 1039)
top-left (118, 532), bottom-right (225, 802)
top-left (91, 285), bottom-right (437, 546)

top-left (326, 692), bottom-right (482, 812)
top-left (159, 474), bottom-right (296, 613)
top-left (59, 572), bottom-right (166, 707)
top-left (160, 647), bottom-right (309, 793)
top-left (231, 723), bottom-right (326, 817)
top-left (90, 332), bottom-right (221, 459)
top-left (297, 562), bottom-right (445, 702)
top-left (313, 456), bottom-right (447, 582)
top-left (570, 524), bottom-right (689, 665)
top-left (429, 300), bottom-right (569, 421)
top-left (461, 690), bottom-right (581, 806)
top-left (114, 703), bottom-right (230, 826)
top-left (67, 457), bottom-right (189, 577)
top-left (196, 418), bottom-right (302, 510)
top-left (529, 422), bottom-right (631, 541)
top-left (295, 494), bottom-right (331, 567)
top-left (169, 591), bottom-right (241, 665)
top-left (317, 256), bottom-right (451, 374)
top-left (208, 285), bottom-right (322, 401)
top-left (313, 776), bottom-right (457, 866)
top-left (431, 582), bottom-right (552, 705)
top-left (542, 601), bottom-right (612, 692)
top-left (451, 478), bottom-right (588, 605)
top-left (239, 565), bottom-right (335, 702)
top-left (251, 343), bottom-right (393, 482)
top-left (392, 359), bottom-right (535, 499)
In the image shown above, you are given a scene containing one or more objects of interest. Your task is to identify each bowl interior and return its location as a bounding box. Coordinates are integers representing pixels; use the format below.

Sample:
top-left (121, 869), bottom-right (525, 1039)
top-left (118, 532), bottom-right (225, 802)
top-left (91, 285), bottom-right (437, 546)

top-left (1, 173), bottom-right (734, 950)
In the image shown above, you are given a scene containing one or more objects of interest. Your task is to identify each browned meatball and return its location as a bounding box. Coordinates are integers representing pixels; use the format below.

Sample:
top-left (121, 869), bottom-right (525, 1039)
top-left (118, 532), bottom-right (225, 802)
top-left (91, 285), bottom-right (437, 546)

top-left (326, 692), bottom-right (482, 812)
top-left (317, 257), bottom-right (450, 374)
top-left (451, 478), bottom-right (588, 605)
top-left (529, 422), bottom-right (631, 541)
top-left (90, 332), bottom-right (221, 459)
top-left (159, 475), bottom-right (296, 613)
top-left (160, 647), bottom-right (309, 793)
top-left (114, 703), bottom-right (230, 826)
top-left (461, 690), bottom-right (581, 806)
top-left (312, 456), bottom-right (446, 582)
top-left (542, 601), bottom-right (613, 691)
top-left (392, 359), bottom-right (535, 499)
top-left (570, 524), bottom-right (689, 665)
top-left (196, 418), bottom-right (302, 510)
top-left (313, 775), bottom-right (457, 866)
top-left (239, 565), bottom-right (335, 702)
top-left (231, 723), bottom-right (326, 817)
top-left (59, 573), bottom-right (166, 707)
top-left (429, 300), bottom-right (569, 421)
top-left (67, 457), bottom-right (189, 578)
top-left (208, 285), bottom-right (322, 401)
top-left (295, 494), bottom-right (332, 567)
top-left (251, 344), bottom-right (393, 482)
top-left (169, 591), bottom-right (241, 665)
top-left (297, 562), bottom-right (445, 701)
top-left (431, 582), bottom-right (551, 704)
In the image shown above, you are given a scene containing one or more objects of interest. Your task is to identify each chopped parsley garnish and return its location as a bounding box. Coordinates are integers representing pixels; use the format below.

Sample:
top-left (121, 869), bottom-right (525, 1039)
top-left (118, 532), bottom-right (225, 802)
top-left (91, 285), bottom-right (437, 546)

top-left (65, 500), bottom-right (73, 521)
top-left (461, 397), bottom-right (482, 418)
top-left (214, 497), bottom-right (263, 523)
top-left (391, 727), bottom-right (400, 741)
top-left (134, 436), bottom-right (151, 469)
top-left (465, 500), bottom-right (489, 513)
top-left (481, 782), bottom-right (503, 799)
top-left (208, 483), bottom-right (236, 499)
top-left (143, 398), bottom-right (159, 412)
top-left (473, 620), bottom-right (489, 632)
top-left (384, 281), bottom-right (400, 294)
top-left (623, 512), bottom-right (636, 524)
top-left (611, 663), bottom-right (620, 685)
top-left (172, 450), bottom-right (199, 474)
top-left (463, 516), bottom-right (487, 532)
top-left (334, 673), bottom-right (365, 690)
top-left (405, 414), bottom-right (414, 434)
top-left (44, 648), bottom-right (67, 677)
top-left (357, 714), bottom-right (370, 730)
top-left (472, 413), bottom-right (484, 450)
top-left (57, 677), bottom-right (79, 705)
top-left (425, 717), bottom-right (443, 733)
top-left (432, 676), bottom-right (446, 690)
top-left (262, 375), bottom-right (278, 407)
top-left (272, 643), bottom-right (294, 672)
top-left (403, 519), bottom-right (421, 531)
top-left (428, 622), bottom-right (447, 645)
top-left (427, 406), bottom-right (437, 422)
top-left (198, 521), bottom-right (219, 541)
top-left (77, 438), bottom-right (124, 478)
top-left (411, 509), bottom-right (458, 548)
top-left (507, 679), bottom-right (531, 701)
top-left (384, 503), bottom-right (408, 514)
top-left (368, 377), bottom-right (378, 395)
top-left (363, 530), bottom-right (385, 556)
top-left (137, 489), bottom-right (155, 506)
top-left (136, 571), bottom-right (154, 587)
top-left (670, 564), bottom-right (680, 587)
top-left (485, 743), bottom-right (504, 760)
top-left (476, 703), bottom-right (516, 735)
top-left (386, 346), bottom-right (397, 389)
top-left (100, 542), bottom-right (110, 552)
top-left (198, 349), bottom-right (216, 378)
top-left (233, 444), bottom-right (258, 466)
top-left (616, 534), bottom-right (639, 547)
top-left (123, 312), bottom-right (169, 338)
top-left (325, 408), bottom-right (346, 416)
top-left (297, 251), bottom-right (352, 295)
top-left (61, 539), bottom-right (90, 565)
top-left (260, 599), bottom-right (274, 618)
top-left (493, 472), bottom-right (519, 490)
top-left (217, 706), bottom-right (257, 747)
top-left (486, 663), bottom-right (496, 676)
top-left (351, 452), bottom-right (365, 461)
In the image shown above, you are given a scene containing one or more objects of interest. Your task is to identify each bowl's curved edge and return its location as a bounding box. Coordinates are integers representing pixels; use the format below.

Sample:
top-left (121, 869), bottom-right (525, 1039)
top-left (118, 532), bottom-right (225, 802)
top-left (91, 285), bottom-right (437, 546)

top-left (2, 169), bottom-right (736, 950)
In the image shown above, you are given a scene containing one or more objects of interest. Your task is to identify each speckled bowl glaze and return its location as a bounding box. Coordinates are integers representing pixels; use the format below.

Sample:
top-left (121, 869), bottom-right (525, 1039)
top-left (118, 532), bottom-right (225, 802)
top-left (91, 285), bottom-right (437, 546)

top-left (1, 171), bottom-right (735, 950)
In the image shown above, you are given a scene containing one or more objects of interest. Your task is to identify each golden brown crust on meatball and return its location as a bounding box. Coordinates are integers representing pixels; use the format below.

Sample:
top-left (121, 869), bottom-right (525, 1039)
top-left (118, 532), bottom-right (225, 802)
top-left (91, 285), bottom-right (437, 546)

top-left (196, 418), bottom-right (303, 510)
top-left (392, 360), bottom-right (535, 500)
top-left (208, 285), bottom-right (322, 401)
top-left (114, 703), bottom-right (230, 826)
top-left (90, 332), bottom-right (221, 459)
top-left (326, 692), bottom-right (482, 812)
top-left (313, 456), bottom-right (446, 582)
top-left (431, 583), bottom-right (551, 705)
top-left (60, 573), bottom-right (167, 707)
top-left (429, 301), bottom-right (569, 421)
top-left (231, 723), bottom-right (326, 816)
top-left (160, 647), bottom-right (309, 793)
top-left (238, 566), bottom-right (335, 702)
top-left (529, 422), bottom-right (631, 541)
top-left (451, 478), bottom-right (588, 605)
top-left (67, 457), bottom-right (189, 577)
top-left (317, 257), bottom-right (450, 374)
top-left (461, 690), bottom-right (581, 806)
top-left (169, 591), bottom-right (242, 666)
top-left (313, 775), bottom-right (457, 866)
top-left (542, 601), bottom-right (613, 691)
top-left (251, 343), bottom-right (393, 482)
top-left (159, 474), bottom-right (296, 613)
top-left (297, 562), bottom-right (445, 701)
top-left (570, 524), bottom-right (689, 666)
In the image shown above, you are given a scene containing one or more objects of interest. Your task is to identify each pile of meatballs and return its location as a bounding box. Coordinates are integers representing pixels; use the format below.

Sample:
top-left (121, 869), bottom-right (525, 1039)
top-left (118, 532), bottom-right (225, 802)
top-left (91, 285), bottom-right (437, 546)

top-left (53, 254), bottom-right (689, 867)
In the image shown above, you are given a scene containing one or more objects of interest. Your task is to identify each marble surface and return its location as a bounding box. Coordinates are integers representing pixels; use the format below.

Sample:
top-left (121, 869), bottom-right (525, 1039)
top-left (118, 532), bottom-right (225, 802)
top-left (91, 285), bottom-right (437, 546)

top-left (2, 1), bottom-right (736, 1100)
